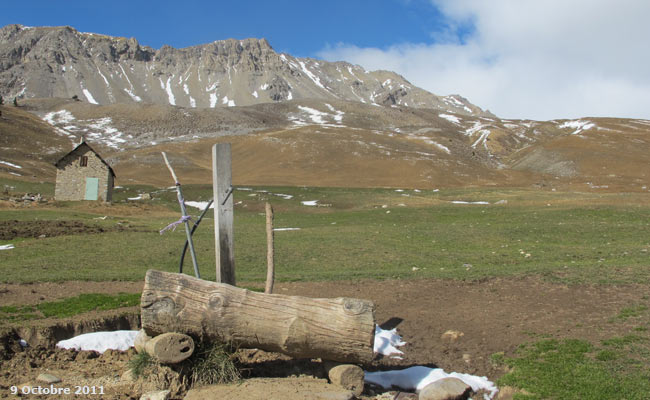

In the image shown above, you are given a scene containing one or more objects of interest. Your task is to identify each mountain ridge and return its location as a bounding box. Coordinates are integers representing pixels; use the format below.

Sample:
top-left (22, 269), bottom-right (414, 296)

top-left (0, 24), bottom-right (489, 116)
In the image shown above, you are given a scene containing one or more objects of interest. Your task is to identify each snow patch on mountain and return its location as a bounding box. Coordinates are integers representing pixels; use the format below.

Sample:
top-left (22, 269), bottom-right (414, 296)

top-left (82, 88), bottom-right (98, 104)
top-left (165, 77), bottom-right (175, 105)
top-left (559, 120), bottom-right (596, 135)
top-left (290, 106), bottom-right (346, 127)
top-left (439, 114), bottom-right (461, 124)
top-left (42, 111), bottom-right (126, 149)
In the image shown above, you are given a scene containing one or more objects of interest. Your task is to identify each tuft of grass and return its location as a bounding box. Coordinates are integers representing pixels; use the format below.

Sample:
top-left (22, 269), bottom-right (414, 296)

top-left (601, 335), bottom-right (646, 349)
top-left (616, 304), bottom-right (648, 320)
top-left (188, 341), bottom-right (240, 387)
top-left (498, 338), bottom-right (650, 399)
top-left (127, 351), bottom-right (154, 378)
top-left (0, 293), bottom-right (140, 324)
top-left (37, 292), bottom-right (140, 318)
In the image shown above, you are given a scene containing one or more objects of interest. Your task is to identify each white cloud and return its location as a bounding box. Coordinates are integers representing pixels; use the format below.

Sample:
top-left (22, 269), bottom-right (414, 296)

top-left (318, 0), bottom-right (650, 120)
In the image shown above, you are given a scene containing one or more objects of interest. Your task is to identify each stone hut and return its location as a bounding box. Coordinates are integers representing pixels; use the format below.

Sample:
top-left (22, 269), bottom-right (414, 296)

top-left (54, 142), bottom-right (115, 202)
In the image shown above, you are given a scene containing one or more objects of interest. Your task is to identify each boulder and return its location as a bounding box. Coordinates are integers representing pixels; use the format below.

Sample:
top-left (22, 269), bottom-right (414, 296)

top-left (418, 377), bottom-right (471, 400)
top-left (324, 362), bottom-right (365, 396)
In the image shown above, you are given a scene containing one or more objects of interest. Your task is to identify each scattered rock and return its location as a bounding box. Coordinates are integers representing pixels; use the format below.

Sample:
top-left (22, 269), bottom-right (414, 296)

top-left (75, 351), bottom-right (99, 360)
top-left (418, 377), bottom-right (471, 400)
top-left (324, 362), bottom-right (365, 396)
top-left (462, 353), bottom-right (471, 364)
top-left (36, 373), bottom-right (62, 384)
top-left (121, 368), bottom-right (136, 382)
top-left (140, 389), bottom-right (170, 400)
top-left (440, 330), bottom-right (464, 343)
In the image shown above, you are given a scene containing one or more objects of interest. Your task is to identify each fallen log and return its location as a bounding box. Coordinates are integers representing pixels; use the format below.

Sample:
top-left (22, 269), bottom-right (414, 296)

top-left (140, 270), bottom-right (376, 364)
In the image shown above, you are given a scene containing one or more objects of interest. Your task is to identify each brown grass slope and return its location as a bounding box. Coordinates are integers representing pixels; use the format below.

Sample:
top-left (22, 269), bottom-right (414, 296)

top-left (0, 103), bottom-right (72, 182)
top-left (2, 98), bottom-right (650, 191)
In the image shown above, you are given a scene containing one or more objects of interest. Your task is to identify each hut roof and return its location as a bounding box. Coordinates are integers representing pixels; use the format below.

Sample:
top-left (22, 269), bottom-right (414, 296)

top-left (54, 141), bottom-right (116, 178)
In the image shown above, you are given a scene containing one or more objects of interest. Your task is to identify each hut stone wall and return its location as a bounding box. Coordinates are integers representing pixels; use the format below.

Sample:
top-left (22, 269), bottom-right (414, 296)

top-left (54, 147), bottom-right (113, 202)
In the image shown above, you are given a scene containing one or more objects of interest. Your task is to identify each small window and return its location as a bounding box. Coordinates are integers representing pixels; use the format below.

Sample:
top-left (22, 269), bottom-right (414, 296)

top-left (80, 156), bottom-right (88, 167)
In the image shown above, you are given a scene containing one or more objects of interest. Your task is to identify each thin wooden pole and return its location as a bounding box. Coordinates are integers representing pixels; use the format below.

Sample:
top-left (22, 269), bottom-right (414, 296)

top-left (212, 143), bottom-right (235, 285)
top-left (265, 202), bottom-right (275, 294)
top-left (161, 152), bottom-right (200, 279)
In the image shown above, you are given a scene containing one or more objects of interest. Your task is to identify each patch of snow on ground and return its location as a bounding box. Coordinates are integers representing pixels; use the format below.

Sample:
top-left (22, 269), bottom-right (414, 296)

top-left (85, 117), bottom-right (126, 149)
top-left (252, 91), bottom-right (258, 98)
top-left (222, 96), bottom-right (236, 107)
top-left (43, 110), bottom-right (76, 125)
top-left (374, 325), bottom-right (406, 358)
top-left (472, 130), bottom-right (491, 149)
top-left (297, 106), bottom-right (328, 124)
top-left (165, 77), bottom-right (175, 105)
top-left (0, 244), bottom-right (15, 250)
top-left (465, 121), bottom-right (487, 136)
top-left (56, 331), bottom-right (138, 353)
top-left (82, 88), bottom-right (98, 104)
top-left (209, 93), bottom-right (218, 108)
top-left (325, 104), bottom-right (345, 123)
top-left (559, 120), bottom-right (596, 135)
top-left (124, 88), bottom-right (141, 102)
top-left (273, 193), bottom-right (293, 200)
top-left (365, 366), bottom-right (498, 399)
top-left (0, 160), bottom-right (22, 169)
top-left (298, 60), bottom-right (326, 90)
top-left (452, 201), bottom-right (489, 205)
top-left (301, 200), bottom-right (318, 206)
top-left (439, 114), bottom-right (461, 124)
top-left (185, 201), bottom-right (213, 210)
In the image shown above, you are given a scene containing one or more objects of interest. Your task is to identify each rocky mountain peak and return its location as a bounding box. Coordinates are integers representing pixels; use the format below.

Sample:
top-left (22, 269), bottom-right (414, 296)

top-left (0, 24), bottom-right (489, 116)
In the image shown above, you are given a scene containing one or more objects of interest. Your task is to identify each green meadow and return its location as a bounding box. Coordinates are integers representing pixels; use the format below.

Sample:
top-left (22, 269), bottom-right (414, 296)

top-left (2, 183), bottom-right (650, 398)
top-left (2, 184), bottom-right (650, 285)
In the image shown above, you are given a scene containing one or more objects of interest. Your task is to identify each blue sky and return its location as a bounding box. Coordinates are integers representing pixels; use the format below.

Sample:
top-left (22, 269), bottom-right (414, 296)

top-left (3, 1), bottom-right (650, 120)
top-left (2, 0), bottom-right (457, 57)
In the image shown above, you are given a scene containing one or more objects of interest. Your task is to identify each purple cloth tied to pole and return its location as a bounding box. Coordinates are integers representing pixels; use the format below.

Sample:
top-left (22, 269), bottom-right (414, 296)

top-left (160, 215), bottom-right (192, 234)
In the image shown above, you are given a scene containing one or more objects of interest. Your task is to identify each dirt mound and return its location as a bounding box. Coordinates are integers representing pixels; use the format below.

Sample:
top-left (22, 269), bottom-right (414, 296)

top-left (0, 219), bottom-right (142, 240)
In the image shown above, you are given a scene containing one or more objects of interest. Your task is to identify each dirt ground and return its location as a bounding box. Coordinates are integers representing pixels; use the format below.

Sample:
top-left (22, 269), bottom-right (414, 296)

top-left (0, 219), bottom-right (149, 241)
top-left (1, 276), bottom-right (648, 399)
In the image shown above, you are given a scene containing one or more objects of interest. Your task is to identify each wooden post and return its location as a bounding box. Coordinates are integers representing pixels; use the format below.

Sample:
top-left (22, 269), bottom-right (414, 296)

top-left (265, 202), bottom-right (275, 294)
top-left (141, 270), bottom-right (376, 364)
top-left (212, 143), bottom-right (235, 285)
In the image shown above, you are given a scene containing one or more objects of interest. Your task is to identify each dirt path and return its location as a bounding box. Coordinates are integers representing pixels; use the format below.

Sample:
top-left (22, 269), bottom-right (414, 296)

top-left (1, 276), bottom-right (648, 399)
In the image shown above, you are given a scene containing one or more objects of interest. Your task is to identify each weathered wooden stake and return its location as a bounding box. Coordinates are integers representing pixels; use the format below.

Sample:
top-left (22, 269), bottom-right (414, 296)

top-left (265, 202), bottom-right (275, 294)
top-left (212, 143), bottom-right (235, 285)
top-left (162, 152), bottom-right (200, 279)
